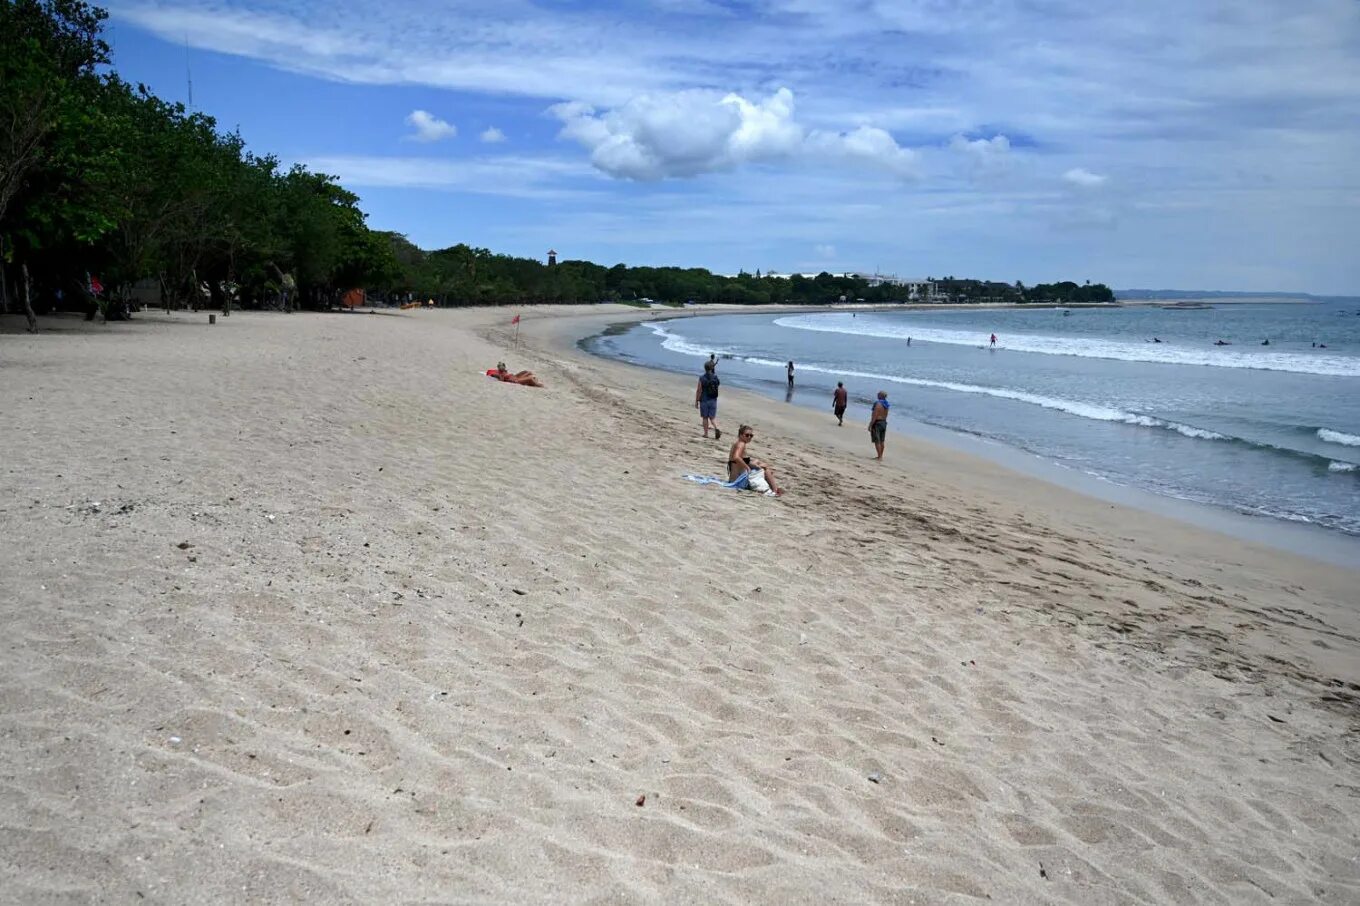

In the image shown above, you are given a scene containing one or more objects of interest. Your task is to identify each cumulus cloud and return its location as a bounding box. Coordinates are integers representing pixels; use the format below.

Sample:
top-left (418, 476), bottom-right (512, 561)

top-left (405, 110), bottom-right (456, 142)
top-left (551, 88), bottom-right (917, 180)
top-left (550, 88), bottom-right (799, 180)
top-left (950, 134), bottom-right (1011, 178)
top-left (1063, 167), bottom-right (1108, 187)
top-left (807, 125), bottom-right (920, 177)
top-left (479, 126), bottom-right (507, 143)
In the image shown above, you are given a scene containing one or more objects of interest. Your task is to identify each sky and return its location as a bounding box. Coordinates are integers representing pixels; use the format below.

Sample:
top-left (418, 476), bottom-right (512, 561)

top-left (104, 0), bottom-right (1360, 293)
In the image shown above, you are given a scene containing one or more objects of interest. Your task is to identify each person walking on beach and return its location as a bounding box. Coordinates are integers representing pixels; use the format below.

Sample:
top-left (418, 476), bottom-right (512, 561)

top-left (832, 382), bottom-right (848, 426)
top-left (868, 391), bottom-right (889, 460)
top-left (787, 361), bottom-right (795, 387)
top-left (696, 361), bottom-right (721, 439)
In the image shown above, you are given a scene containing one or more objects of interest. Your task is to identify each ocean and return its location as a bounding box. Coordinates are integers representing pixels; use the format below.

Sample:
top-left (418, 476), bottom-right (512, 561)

top-left (584, 301), bottom-right (1360, 539)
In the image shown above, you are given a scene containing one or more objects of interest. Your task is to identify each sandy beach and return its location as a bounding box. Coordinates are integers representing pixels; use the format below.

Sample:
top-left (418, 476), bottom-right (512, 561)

top-left (2, 305), bottom-right (1357, 904)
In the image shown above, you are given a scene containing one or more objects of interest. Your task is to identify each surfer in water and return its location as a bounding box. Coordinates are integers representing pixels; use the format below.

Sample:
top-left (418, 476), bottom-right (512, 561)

top-left (989, 333), bottom-right (998, 348)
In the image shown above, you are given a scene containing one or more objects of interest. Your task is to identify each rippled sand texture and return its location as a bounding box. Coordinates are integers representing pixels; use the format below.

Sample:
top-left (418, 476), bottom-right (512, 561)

top-left (2, 307), bottom-right (1357, 904)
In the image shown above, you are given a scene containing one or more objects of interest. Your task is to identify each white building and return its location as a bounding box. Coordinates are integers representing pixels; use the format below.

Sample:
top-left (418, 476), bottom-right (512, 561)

top-left (900, 280), bottom-right (939, 301)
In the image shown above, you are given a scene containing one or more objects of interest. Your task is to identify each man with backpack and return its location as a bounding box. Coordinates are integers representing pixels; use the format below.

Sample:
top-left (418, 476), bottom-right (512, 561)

top-left (696, 360), bottom-right (722, 440)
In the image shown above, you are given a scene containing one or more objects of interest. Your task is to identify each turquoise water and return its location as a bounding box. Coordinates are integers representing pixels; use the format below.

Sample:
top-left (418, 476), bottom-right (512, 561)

top-left (586, 302), bottom-right (1360, 536)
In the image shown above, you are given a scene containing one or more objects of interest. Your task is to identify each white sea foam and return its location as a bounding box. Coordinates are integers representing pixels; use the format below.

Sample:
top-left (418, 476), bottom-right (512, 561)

top-left (1329, 461), bottom-right (1358, 473)
top-left (652, 330), bottom-right (1233, 442)
top-left (772, 314), bottom-right (1360, 377)
top-left (645, 322), bottom-right (733, 358)
top-left (1318, 428), bottom-right (1360, 447)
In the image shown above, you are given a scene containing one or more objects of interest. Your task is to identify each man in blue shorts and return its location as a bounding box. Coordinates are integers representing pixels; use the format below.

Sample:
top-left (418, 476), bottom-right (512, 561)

top-left (696, 360), bottom-right (722, 439)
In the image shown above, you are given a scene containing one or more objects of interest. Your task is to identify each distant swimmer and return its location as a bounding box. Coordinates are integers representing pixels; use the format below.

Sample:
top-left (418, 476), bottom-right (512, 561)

top-left (1214, 339), bottom-right (1231, 346)
top-left (1261, 339), bottom-right (1270, 346)
top-left (906, 337), bottom-right (911, 347)
top-left (832, 382), bottom-right (848, 426)
top-left (990, 333), bottom-right (998, 348)
top-left (1152, 337), bottom-right (1162, 343)
top-left (787, 360), bottom-right (795, 388)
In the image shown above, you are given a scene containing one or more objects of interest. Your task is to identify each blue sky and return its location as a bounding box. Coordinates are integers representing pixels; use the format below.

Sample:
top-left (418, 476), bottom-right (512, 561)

top-left (106, 1), bottom-right (1360, 293)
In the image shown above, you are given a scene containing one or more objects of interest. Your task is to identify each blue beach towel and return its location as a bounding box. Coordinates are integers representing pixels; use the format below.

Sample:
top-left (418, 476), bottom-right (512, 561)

top-left (683, 472), bottom-right (750, 490)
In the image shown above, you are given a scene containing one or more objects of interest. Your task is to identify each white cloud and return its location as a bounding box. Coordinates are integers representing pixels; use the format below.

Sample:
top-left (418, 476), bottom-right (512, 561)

top-left (114, 1), bottom-right (683, 106)
top-left (303, 154), bottom-right (598, 199)
top-left (404, 110), bottom-right (456, 142)
top-left (551, 88), bottom-right (917, 180)
top-left (950, 134), bottom-right (1011, 179)
top-left (1063, 167), bottom-right (1108, 188)
top-left (807, 126), bottom-right (920, 177)
top-left (550, 88), bottom-right (801, 180)
top-left (813, 243), bottom-right (836, 258)
top-left (480, 126), bottom-right (507, 143)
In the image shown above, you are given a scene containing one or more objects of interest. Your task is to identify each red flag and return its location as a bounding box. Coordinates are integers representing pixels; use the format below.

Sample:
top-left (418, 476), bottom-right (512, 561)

top-left (511, 314), bottom-right (521, 325)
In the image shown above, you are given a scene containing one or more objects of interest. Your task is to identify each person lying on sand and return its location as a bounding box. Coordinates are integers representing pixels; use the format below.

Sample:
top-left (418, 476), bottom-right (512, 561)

top-left (728, 424), bottom-right (784, 496)
top-left (488, 362), bottom-right (544, 387)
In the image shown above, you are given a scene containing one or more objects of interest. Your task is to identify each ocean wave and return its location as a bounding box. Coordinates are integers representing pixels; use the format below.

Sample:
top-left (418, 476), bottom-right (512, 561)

top-left (644, 322), bottom-right (726, 358)
top-left (638, 322), bottom-right (1353, 465)
top-left (772, 314), bottom-right (1360, 377)
top-left (1318, 428), bottom-right (1360, 447)
top-left (714, 352), bottom-right (1234, 441)
top-left (1329, 461), bottom-right (1358, 473)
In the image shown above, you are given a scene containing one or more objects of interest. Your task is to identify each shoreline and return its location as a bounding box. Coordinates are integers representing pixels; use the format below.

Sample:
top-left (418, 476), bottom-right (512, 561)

top-left (510, 302), bottom-right (1359, 671)
top-left (570, 306), bottom-right (1360, 567)
top-left (2, 305), bottom-right (1357, 902)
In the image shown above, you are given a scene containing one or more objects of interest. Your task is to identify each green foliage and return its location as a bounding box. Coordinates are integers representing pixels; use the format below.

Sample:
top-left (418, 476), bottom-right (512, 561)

top-left (1, 0), bottom-right (401, 313)
top-left (378, 246), bottom-right (1115, 309)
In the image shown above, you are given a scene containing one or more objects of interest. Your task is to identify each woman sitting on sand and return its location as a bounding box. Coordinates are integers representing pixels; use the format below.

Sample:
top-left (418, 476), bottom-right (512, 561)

top-left (728, 425), bottom-right (784, 496)
top-left (490, 362), bottom-right (544, 387)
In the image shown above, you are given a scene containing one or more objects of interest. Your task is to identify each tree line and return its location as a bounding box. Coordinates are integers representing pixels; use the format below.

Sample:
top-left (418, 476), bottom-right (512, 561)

top-left (0, 0), bottom-right (399, 328)
top-left (0, 0), bottom-right (1114, 331)
top-left (378, 238), bottom-right (1115, 308)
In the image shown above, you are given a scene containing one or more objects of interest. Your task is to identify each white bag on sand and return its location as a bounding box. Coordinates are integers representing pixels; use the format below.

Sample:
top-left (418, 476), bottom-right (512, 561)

top-left (746, 468), bottom-right (771, 493)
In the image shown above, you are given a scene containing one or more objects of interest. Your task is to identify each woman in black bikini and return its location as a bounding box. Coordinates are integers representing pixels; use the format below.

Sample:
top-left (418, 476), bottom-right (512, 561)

top-left (728, 425), bottom-right (784, 495)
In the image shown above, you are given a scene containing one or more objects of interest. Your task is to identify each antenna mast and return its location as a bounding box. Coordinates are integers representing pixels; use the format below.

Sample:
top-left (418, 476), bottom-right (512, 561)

top-left (184, 33), bottom-right (193, 110)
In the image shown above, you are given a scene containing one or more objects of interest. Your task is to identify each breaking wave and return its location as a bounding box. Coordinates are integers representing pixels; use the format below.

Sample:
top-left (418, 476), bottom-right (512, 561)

top-left (772, 314), bottom-right (1360, 377)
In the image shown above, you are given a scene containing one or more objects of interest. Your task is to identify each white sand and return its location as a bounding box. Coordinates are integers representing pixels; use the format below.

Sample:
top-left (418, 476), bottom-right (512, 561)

top-left (1, 306), bottom-right (1357, 903)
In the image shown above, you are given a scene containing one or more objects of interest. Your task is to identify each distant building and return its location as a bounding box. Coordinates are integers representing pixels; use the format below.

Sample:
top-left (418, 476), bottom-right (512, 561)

top-left (900, 280), bottom-right (939, 301)
top-left (547, 249), bottom-right (557, 266)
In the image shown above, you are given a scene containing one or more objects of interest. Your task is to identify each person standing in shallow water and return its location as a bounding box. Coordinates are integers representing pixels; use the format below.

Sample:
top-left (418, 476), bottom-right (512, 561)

top-left (832, 382), bottom-right (848, 426)
top-left (787, 361), bottom-right (795, 387)
top-left (695, 360), bottom-right (721, 439)
top-left (868, 391), bottom-right (889, 460)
